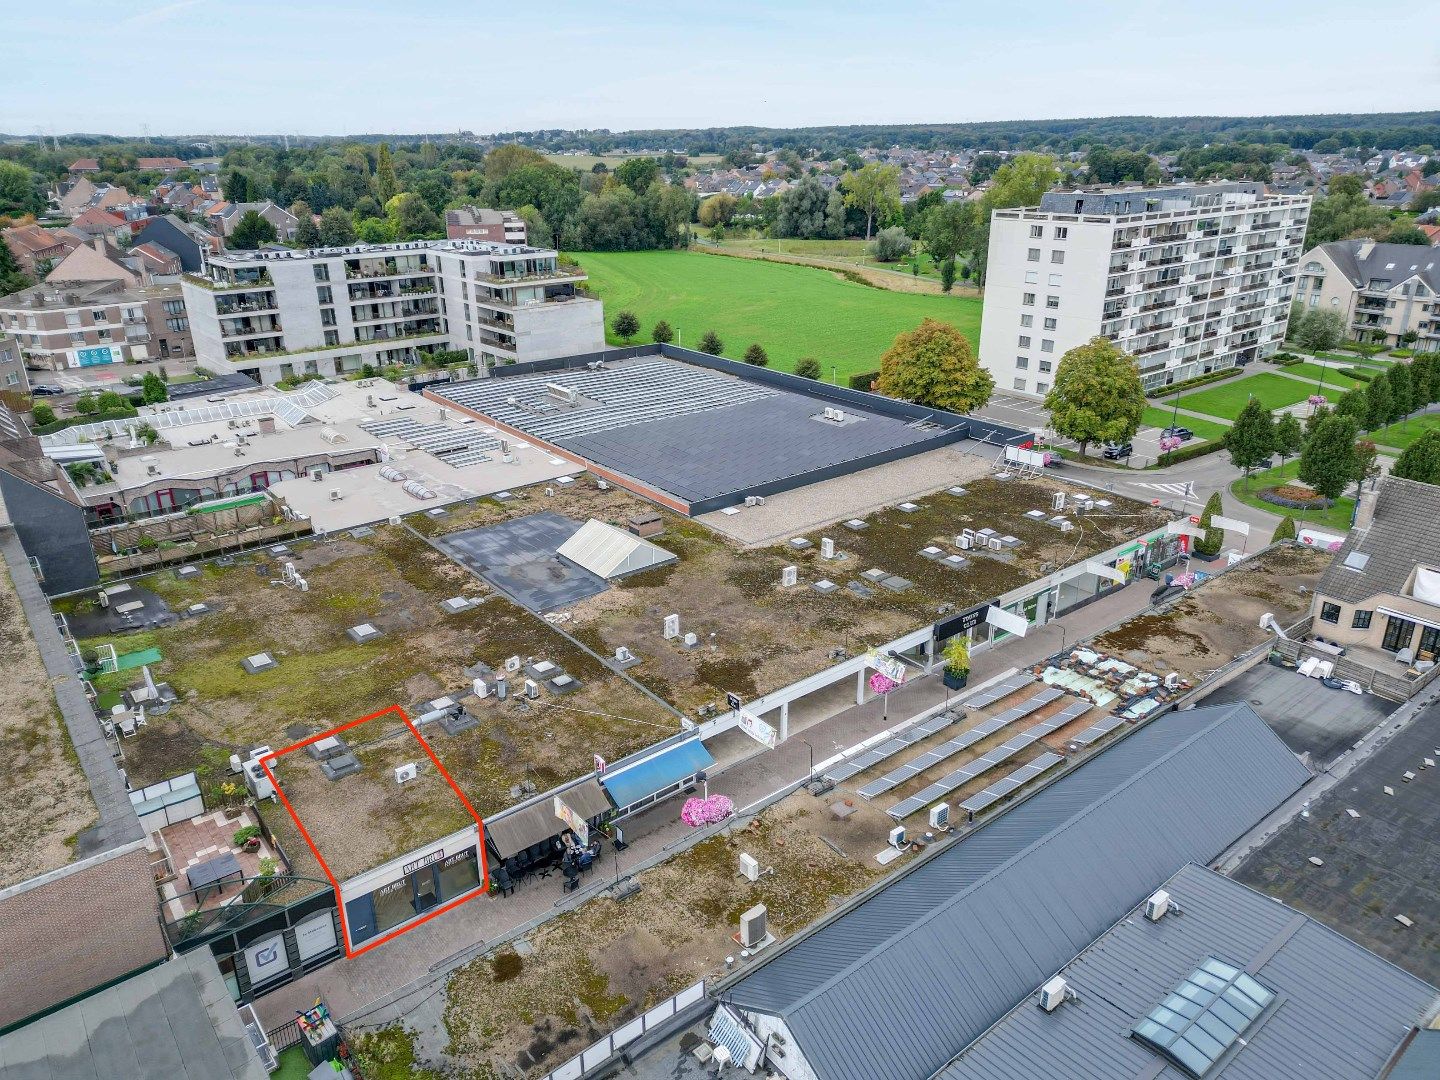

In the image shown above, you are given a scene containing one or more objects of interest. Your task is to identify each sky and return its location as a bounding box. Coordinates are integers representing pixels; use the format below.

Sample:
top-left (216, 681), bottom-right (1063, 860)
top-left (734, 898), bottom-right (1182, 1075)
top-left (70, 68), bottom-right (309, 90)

top-left (6, 0), bottom-right (1437, 136)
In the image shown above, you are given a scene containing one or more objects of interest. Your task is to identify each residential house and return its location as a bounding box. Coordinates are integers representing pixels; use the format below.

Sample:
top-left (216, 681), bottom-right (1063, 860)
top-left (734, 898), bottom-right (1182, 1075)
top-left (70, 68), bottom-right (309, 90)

top-left (1419, 223), bottom-right (1440, 246)
top-left (209, 201), bottom-right (299, 242)
top-left (128, 242), bottom-right (182, 280)
top-left (0, 331), bottom-right (28, 394)
top-left (0, 279), bottom-right (194, 369)
top-left (1294, 239), bottom-right (1439, 350)
top-left (67, 158), bottom-right (101, 174)
top-left (135, 156), bottom-right (187, 172)
top-left (444, 207), bottom-right (527, 244)
top-left (2, 224), bottom-right (76, 277)
top-left (46, 238), bottom-right (145, 288)
top-left (67, 206), bottom-right (129, 242)
top-left (129, 214), bottom-right (212, 272)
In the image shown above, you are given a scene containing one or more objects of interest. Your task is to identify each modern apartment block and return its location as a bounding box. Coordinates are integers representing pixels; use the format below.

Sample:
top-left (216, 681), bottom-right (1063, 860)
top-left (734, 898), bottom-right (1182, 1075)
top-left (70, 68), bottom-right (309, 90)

top-left (0, 279), bottom-right (195, 371)
top-left (1295, 239), bottom-right (1439, 351)
top-left (181, 239), bottom-right (603, 385)
top-left (979, 183), bottom-right (1311, 397)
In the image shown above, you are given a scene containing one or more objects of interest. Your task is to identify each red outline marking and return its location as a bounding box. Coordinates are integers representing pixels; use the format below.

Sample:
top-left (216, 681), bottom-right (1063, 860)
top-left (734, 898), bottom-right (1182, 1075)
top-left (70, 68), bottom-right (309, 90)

top-left (261, 704), bottom-right (489, 959)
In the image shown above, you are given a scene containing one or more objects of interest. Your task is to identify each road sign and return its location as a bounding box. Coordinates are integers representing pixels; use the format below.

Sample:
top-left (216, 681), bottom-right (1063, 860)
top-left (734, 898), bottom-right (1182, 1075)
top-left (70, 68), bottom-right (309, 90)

top-left (726, 692), bottom-right (741, 712)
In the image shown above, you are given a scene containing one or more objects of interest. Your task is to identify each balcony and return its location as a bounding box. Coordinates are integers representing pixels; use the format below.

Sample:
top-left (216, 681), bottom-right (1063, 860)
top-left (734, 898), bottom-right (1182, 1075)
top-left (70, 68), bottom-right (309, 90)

top-left (221, 319), bottom-right (283, 340)
top-left (214, 296), bottom-right (278, 316)
top-left (186, 271), bottom-right (273, 291)
top-left (344, 262), bottom-right (433, 281)
top-left (475, 265), bottom-right (582, 286)
top-left (1104, 286), bottom-right (1126, 299)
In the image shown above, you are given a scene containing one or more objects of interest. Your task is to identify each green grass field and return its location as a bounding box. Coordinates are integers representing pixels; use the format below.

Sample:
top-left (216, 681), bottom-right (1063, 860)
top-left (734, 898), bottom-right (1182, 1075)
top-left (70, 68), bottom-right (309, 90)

top-left (1367, 412), bottom-right (1440, 452)
top-left (703, 236), bottom-right (968, 281)
top-left (574, 249), bottom-right (983, 380)
top-left (1173, 372), bottom-right (1343, 420)
top-left (1281, 362), bottom-right (1362, 390)
top-left (1229, 460), bottom-right (1356, 533)
top-left (1140, 407), bottom-right (1230, 443)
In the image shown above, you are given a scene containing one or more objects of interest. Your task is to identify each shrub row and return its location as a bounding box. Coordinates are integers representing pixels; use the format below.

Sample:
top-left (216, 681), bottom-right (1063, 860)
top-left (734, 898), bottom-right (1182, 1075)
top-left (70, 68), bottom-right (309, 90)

top-left (1340, 340), bottom-right (1387, 356)
top-left (1153, 367), bottom-right (1244, 398)
top-left (1339, 367), bottom-right (1373, 382)
top-left (1157, 439), bottom-right (1226, 466)
top-left (32, 406), bottom-right (139, 436)
top-left (848, 370), bottom-right (881, 391)
top-left (1258, 489), bottom-right (1335, 510)
top-left (1268, 352), bottom-right (1303, 366)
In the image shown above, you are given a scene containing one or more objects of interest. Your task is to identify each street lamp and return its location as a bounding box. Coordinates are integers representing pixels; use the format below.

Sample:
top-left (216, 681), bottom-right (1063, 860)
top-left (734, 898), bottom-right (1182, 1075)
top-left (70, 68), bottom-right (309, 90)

top-left (798, 739), bottom-right (815, 780)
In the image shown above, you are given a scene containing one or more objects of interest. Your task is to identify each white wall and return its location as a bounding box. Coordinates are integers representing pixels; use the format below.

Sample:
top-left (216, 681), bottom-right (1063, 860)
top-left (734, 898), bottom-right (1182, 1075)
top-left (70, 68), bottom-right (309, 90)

top-left (743, 1012), bottom-right (820, 1080)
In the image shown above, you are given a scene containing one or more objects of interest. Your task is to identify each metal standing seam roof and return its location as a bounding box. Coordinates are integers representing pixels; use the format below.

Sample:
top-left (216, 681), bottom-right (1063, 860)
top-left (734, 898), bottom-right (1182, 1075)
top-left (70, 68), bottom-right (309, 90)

top-left (936, 864), bottom-right (1440, 1080)
top-left (725, 703), bottom-right (1311, 1080)
top-left (599, 737), bottom-right (714, 809)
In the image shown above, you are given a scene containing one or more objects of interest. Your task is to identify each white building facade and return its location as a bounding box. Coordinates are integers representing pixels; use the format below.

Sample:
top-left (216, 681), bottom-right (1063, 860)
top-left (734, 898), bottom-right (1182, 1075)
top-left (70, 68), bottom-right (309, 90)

top-left (181, 240), bottom-right (604, 385)
top-left (979, 183), bottom-right (1311, 397)
top-left (1294, 240), bottom-right (1440, 351)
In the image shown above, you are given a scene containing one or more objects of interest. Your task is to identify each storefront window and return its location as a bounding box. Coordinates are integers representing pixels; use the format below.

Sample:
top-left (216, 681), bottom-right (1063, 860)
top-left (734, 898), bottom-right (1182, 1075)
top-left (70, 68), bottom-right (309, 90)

top-left (437, 849), bottom-right (480, 900)
top-left (372, 877), bottom-right (416, 934)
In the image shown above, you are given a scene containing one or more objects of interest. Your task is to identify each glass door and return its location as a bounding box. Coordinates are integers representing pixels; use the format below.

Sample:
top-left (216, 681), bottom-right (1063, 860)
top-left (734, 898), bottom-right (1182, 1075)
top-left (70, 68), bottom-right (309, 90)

top-left (1382, 614), bottom-right (1416, 653)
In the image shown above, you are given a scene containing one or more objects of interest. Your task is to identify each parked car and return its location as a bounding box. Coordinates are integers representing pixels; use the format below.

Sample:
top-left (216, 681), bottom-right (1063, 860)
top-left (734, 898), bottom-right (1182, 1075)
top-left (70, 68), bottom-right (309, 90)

top-left (1102, 441), bottom-right (1133, 460)
top-left (1160, 426), bottom-right (1194, 442)
top-left (29, 384), bottom-right (65, 397)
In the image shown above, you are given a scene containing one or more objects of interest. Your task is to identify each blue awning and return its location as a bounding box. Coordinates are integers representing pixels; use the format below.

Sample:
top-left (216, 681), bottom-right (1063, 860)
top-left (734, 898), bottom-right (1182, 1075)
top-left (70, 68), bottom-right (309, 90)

top-left (600, 738), bottom-right (715, 809)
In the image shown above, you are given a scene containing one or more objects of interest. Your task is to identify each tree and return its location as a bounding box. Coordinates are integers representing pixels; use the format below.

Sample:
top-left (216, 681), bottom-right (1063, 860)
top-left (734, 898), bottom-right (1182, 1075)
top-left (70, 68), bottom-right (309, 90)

top-left (392, 193), bottom-right (441, 240)
top-left (651, 320), bottom-right (674, 345)
top-left (794, 357), bottom-right (822, 380)
top-left (1225, 398), bottom-right (1276, 488)
top-left (919, 200), bottom-right (976, 265)
top-left (374, 143), bottom-right (398, 204)
top-left (1304, 174), bottom-right (1391, 247)
top-left (1334, 388), bottom-right (1367, 428)
top-left (1392, 430), bottom-right (1440, 486)
top-left (97, 390), bottom-right (126, 412)
top-left (1298, 414), bottom-right (1361, 500)
top-left (30, 402), bottom-right (55, 427)
top-left (1385, 362), bottom-right (1411, 425)
top-left (645, 182), bottom-right (696, 248)
top-left (612, 310), bottom-right (640, 343)
top-left (613, 157), bottom-right (660, 196)
top-left (1354, 438), bottom-right (1380, 491)
top-left (0, 233), bottom-right (30, 295)
top-left (1384, 222), bottom-right (1431, 246)
top-left (484, 144), bottom-right (548, 183)
top-left (1270, 515), bottom-right (1297, 544)
top-left (776, 175), bottom-right (842, 239)
top-left (1364, 370), bottom-right (1392, 431)
top-left (876, 318), bottom-right (994, 413)
top-left (939, 257), bottom-right (957, 293)
top-left (1273, 413), bottom-right (1304, 468)
top-left (74, 393), bottom-right (98, 415)
top-left (698, 193), bottom-right (737, 228)
top-left (869, 227), bottom-right (912, 262)
top-left (356, 216), bottom-right (394, 244)
top-left (1411, 354), bottom-right (1435, 410)
top-left (0, 161), bottom-right (43, 216)
top-left (842, 163), bottom-right (901, 240)
top-left (229, 210), bottom-right (277, 250)
top-left (319, 206), bottom-right (356, 247)
top-left (743, 343), bottom-right (769, 367)
top-left (1292, 309), bottom-right (1345, 354)
top-left (1195, 493), bottom-right (1225, 558)
top-left (1042, 336), bottom-right (1145, 456)
top-left (292, 202), bottom-right (321, 247)
top-left (574, 187), bottom-right (656, 250)
top-left (970, 153), bottom-right (1060, 284)
top-left (697, 330), bottom-right (724, 356)
top-left (140, 372), bottom-right (167, 405)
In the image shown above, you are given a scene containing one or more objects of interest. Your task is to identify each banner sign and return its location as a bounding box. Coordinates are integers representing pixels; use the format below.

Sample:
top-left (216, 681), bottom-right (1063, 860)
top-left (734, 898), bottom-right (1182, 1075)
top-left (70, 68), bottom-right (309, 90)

top-left (554, 796), bottom-right (589, 847)
top-left (985, 605), bottom-right (1029, 638)
top-left (737, 708), bottom-right (778, 749)
top-left (1211, 514), bottom-right (1251, 536)
top-left (867, 650), bottom-right (907, 684)
top-left (68, 344), bottom-right (123, 369)
top-left (1166, 521), bottom-right (1206, 539)
top-left (1085, 560), bottom-right (1127, 585)
top-left (934, 599), bottom-right (999, 640)
top-left (1004, 444), bottom-right (1047, 469)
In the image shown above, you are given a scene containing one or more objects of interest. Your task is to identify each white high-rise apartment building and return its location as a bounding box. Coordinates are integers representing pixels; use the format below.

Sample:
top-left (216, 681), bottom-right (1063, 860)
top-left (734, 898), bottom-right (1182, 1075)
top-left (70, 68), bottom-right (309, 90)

top-left (978, 183), bottom-right (1311, 398)
top-left (181, 239), bottom-right (604, 385)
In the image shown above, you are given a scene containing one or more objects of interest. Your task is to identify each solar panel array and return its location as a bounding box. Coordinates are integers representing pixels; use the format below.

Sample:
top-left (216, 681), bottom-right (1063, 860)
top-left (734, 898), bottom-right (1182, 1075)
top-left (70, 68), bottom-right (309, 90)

top-left (361, 416), bottom-right (499, 469)
top-left (1068, 712), bottom-right (1129, 749)
top-left (433, 360), bottom-right (777, 444)
top-left (957, 752), bottom-right (1064, 818)
top-left (823, 709), bottom-right (961, 784)
top-left (962, 672), bottom-right (1035, 710)
top-left (858, 688), bottom-right (1063, 800)
top-left (887, 696), bottom-right (1091, 819)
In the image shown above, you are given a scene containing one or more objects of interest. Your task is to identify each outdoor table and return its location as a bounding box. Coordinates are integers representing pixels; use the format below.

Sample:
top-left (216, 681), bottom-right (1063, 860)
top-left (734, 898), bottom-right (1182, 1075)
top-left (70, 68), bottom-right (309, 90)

top-left (186, 851), bottom-right (244, 902)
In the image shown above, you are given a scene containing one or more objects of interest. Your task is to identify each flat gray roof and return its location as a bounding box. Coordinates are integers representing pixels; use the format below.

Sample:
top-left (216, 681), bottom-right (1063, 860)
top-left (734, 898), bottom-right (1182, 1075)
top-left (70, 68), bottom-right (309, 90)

top-left (936, 864), bottom-right (1438, 1080)
top-left (0, 950), bottom-right (267, 1080)
top-left (727, 702), bottom-right (1311, 1080)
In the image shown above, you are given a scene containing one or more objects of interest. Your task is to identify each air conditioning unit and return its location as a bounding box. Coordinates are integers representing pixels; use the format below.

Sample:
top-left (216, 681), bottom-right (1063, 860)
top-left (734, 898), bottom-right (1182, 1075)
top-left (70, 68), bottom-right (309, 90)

top-left (312, 470), bottom-right (325, 482)
top-left (389, 516), bottom-right (402, 526)
top-left (329, 489), bottom-right (342, 501)
top-left (957, 533), bottom-right (973, 550)
top-left (546, 382), bottom-right (579, 405)
top-left (928, 803), bottom-right (950, 830)
top-left (1145, 889), bottom-right (1171, 921)
top-left (739, 853), bottom-right (761, 882)
top-left (888, 825), bottom-right (907, 849)
top-left (395, 762), bottom-right (418, 784)
top-left (1039, 976), bottom-right (1069, 1012)
top-left (1052, 492), bottom-right (1066, 511)
top-left (988, 536), bottom-right (1004, 551)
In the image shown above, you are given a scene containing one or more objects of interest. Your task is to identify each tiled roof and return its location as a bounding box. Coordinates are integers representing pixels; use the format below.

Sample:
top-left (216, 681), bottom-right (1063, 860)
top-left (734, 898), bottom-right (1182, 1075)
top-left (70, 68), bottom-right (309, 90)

top-left (1318, 240), bottom-right (1440, 292)
top-left (1317, 476), bottom-right (1440, 605)
top-left (3, 225), bottom-right (70, 256)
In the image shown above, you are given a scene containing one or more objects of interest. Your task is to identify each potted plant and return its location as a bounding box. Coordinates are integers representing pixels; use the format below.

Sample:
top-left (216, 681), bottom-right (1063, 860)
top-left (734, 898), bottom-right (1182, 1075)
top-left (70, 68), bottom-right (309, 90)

top-left (233, 824), bottom-right (261, 851)
top-left (942, 637), bottom-right (971, 690)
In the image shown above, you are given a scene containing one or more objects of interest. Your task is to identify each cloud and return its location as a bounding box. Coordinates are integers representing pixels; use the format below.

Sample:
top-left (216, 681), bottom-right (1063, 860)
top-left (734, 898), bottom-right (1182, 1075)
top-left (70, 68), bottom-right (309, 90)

top-left (120, 0), bottom-right (202, 27)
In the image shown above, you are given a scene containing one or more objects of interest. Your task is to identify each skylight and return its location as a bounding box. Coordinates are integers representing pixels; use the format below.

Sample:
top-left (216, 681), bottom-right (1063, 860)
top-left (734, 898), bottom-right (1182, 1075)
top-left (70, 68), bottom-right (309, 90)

top-left (1132, 957), bottom-right (1275, 1077)
top-left (1343, 551), bottom-right (1370, 571)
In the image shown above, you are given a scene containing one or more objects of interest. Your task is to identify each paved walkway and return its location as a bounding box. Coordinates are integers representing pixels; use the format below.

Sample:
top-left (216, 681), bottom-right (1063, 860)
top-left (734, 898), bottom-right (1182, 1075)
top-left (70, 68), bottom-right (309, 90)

top-left (252, 579), bottom-right (1161, 1034)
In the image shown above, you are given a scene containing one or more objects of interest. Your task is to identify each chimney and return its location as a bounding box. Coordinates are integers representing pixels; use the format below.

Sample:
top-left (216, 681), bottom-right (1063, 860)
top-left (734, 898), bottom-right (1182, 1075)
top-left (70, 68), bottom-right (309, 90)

top-left (1352, 481), bottom-right (1380, 535)
top-left (1356, 239), bottom-right (1376, 259)
top-left (92, 236), bottom-right (107, 253)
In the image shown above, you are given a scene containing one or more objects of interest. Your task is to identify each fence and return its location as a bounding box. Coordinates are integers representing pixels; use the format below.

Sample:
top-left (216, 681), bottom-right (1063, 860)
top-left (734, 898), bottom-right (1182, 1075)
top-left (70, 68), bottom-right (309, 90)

top-left (539, 979), bottom-right (707, 1080)
top-left (1268, 636), bottom-right (1440, 702)
top-left (265, 1016), bottom-right (303, 1053)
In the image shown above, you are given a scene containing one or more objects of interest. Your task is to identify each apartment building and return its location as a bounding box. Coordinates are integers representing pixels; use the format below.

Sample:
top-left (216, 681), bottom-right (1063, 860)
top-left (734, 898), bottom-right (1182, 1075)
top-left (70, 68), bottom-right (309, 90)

top-left (181, 239), bottom-right (604, 385)
top-left (979, 182), bottom-right (1311, 397)
top-left (1295, 239), bottom-right (1439, 351)
top-left (445, 206), bottom-right (527, 244)
top-left (0, 279), bottom-right (194, 371)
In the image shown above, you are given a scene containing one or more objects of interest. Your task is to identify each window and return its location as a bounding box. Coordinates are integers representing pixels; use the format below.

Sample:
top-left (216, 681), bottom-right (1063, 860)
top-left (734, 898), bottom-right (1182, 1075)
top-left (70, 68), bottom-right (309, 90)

top-left (323, 329), bottom-right (339, 346)
top-left (1036, 381), bottom-right (1049, 394)
top-left (1027, 248), bottom-right (1041, 262)
top-left (4, 373), bottom-right (17, 386)
top-left (1054, 226), bottom-right (1068, 240)
top-left (1352, 609), bottom-right (1372, 629)
top-left (1043, 317), bottom-right (1057, 330)
top-left (1041, 339), bottom-right (1054, 353)
top-left (320, 308), bottom-right (336, 327)
top-left (316, 286), bottom-right (332, 304)
top-left (1013, 377), bottom-right (1027, 391)
top-left (1038, 359), bottom-right (1052, 373)
top-left (1022, 292), bottom-right (1036, 306)
top-left (1016, 356), bottom-right (1029, 370)
top-left (1132, 958), bottom-right (1275, 1079)
top-left (1018, 335), bottom-right (1031, 348)
top-left (1025, 271), bottom-right (1038, 284)
top-left (1020, 314), bottom-right (1033, 327)
top-left (313, 265), bottom-right (329, 282)
top-left (1048, 273), bottom-right (1063, 286)
top-left (91, 310), bottom-right (105, 322)
top-left (1320, 602), bottom-right (1340, 624)
top-left (1383, 614), bottom-right (1416, 652)
top-left (163, 299), bottom-right (184, 316)
top-left (1051, 250), bottom-right (1065, 264)
top-left (1046, 295), bottom-right (1060, 309)
top-left (165, 317), bottom-right (188, 332)
top-left (1029, 225), bottom-right (1043, 238)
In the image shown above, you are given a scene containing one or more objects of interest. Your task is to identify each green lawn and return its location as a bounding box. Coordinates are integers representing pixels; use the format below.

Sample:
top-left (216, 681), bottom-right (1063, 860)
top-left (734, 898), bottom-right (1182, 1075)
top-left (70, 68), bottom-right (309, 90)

top-left (704, 236), bottom-right (966, 281)
top-left (574, 249), bottom-right (982, 381)
top-left (1229, 460), bottom-right (1356, 533)
top-left (1281, 362), bottom-right (1362, 390)
top-left (1139, 407), bottom-right (1230, 443)
top-left (1367, 411), bottom-right (1440, 452)
top-left (1173, 372), bottom-right (1342, 420)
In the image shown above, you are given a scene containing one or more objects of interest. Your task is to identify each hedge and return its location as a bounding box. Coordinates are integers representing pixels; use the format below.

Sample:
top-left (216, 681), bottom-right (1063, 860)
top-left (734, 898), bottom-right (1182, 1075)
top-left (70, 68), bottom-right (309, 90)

top-left (1156, 439), bottom-right (1227, 466)
top-left (1267, 352), bottom-right (1302, 366)
top-left (1153, 367), bottom-right (1244, 399)
top-left (1339, 367), bottom-right (1373, 382)
top-left (31, 406), bottom-right (140, 436)
top-left (848, 370), bottom-right (881, 391)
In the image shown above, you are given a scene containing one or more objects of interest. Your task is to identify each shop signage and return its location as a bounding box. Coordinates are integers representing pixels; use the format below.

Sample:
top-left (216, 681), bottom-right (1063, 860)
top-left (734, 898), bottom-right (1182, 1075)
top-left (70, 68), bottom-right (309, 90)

top-left (402, 848), bottom-right (446, 876)
top-left (438, 849), bottom-right (474, 872)
top-left (935, 599), bottom-right (999, 641)
top-left (726, 692), bottom-right (742, 712)
top-left (1085, 560), bottom-right (1127, 585)
top-left (554, 796), bottom-right (589, 847)
top-left (737, 708), bottom-right (778, 749)
top-left (867, 650), bottom-right (907, 684)
top-left (295, 912), bottom-right (338, 962)
top-left (985, 605), bottom-right (1029, 638)
top-left (243, 933), bottom-right (290, 987)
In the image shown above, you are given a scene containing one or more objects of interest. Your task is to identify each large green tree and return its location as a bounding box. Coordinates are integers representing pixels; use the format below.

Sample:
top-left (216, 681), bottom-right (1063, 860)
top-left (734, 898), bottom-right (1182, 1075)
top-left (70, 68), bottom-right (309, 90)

top-left (919, 200), bottom-right (976, 264)
top-left (1273, 413), bottom-right (1304, 469)
top-left (229, 210), bottom-right (277, 250)
top-left (1195, 492), bottom-right (1225, 558)
top-left (1304, 174), bottom-right (1391, 247)
top-left (291, 202), bottom-right (321, 247)
top-left (1298, 414), bottom-right (1361, 500)
top-left (1392, 430), bottom-right (1440, 486)
top-left (319, 206), bottom-right (356, 247)
top-left (1042, 336), bottom-right (1145, 456)
top-left (1364, 370), bottom-right (1392, 430)
top-left (775, 175), bottom-right (844, 239)
top-left (1291, 308), bottom-right (1345, 354)
top-left (0, 234), bottom-right (30, 295)
top-left (875, 318), bottom-right (994, 413)
top-left (1385, 362), bottom-right (1411, 426)
top-left (841, 162), bottom-right (901, 240)
top-left (0, 161), bottom-right (43, 216)
top-left (613, 157), bottom-right (660, 196)
top-left (1225, 398), bottom-right (1276, 488)
top-left (374, 143), bottom-right (398, 204)
top-left (970, 153), bottom-right (1061, 284)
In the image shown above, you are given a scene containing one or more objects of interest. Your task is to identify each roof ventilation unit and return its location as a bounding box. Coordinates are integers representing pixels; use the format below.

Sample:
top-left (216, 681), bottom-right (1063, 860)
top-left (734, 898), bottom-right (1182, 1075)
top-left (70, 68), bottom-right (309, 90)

top-left (821, 407), bottom-right (846, 423)
top-left (546, 383), bottom-right (579, 405)
top-left (1039, 976), bottom-right (1070, 1012)
top-left (394, 762), bottom-right (418, 784)
top-left (1144, 889), bottom-right (1171, 921)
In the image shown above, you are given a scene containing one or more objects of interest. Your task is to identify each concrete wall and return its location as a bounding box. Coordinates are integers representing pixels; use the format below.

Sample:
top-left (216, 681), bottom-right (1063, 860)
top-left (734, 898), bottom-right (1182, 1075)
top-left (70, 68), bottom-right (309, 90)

top-left (0, 471), bottom-right (98, 595)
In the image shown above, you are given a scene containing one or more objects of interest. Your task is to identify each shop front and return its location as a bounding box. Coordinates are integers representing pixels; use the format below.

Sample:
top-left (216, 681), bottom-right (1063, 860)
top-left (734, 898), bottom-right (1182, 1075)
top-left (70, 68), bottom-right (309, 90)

top-left (484, 776), bottom-right (613, 881)
top-left (340, 824), bottom-right (485, 949)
